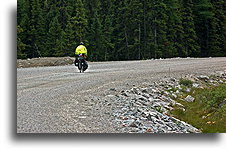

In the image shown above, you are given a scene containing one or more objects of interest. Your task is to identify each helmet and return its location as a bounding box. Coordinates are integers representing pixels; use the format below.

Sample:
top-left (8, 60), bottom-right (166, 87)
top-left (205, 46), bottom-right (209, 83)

top-left (80, 42), bottom-right (84, 45)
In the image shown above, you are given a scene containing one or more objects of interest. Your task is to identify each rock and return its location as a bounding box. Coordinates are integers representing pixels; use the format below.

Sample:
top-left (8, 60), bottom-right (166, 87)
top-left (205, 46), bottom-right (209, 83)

top-left (192, 83), bottom-right (199, 88)
top-left (184, 95), bottom-right (195, 102)
top-left (146, 128), bottom-right (153, 133)
top-left (138, 96), bottom-right (148, 102)
top-left (164, 91), bottom-right (170, 95)
top-left (121, 91), bottom-right (129, 97)
top-left (185, 88), bottom-right (191, 92)
top-left (129, 121), bottom-right (138, 128)
top-left (151, 88), bottom-right (158, 93)
top-left (175, 90), bottom-right (180, 94)
top-left (106, 94), bottom-right (116, 98)
top-left (131, 87), bottom-right (140, 94)
top-left (148, 96), bottom-right (154, 103)
top-left (170, 78), bottom-right (176, 82)
top-left (175, 102), bottom-right (184, 108)
top-left (110, 88), bottom-right (116, 91)
top-left (218, 99), bottom-right (226, 107)
top-left (175, 85), bottom-right (182, 90)
top-left (171, 93), bottom-right (177, 98)
top-left (140, 88), bottom-right (148, 93)
top-left (197, 75), bottom-right (209, 81)
top-left (141, 93), bottom-right (150, 98)
top-left (110, 75), bottom-right (209, 133)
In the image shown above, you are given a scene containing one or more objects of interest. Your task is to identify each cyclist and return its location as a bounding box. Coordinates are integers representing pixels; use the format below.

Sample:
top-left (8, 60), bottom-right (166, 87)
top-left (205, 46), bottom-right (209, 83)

top-left (74, 42), bottom-right (88, 71)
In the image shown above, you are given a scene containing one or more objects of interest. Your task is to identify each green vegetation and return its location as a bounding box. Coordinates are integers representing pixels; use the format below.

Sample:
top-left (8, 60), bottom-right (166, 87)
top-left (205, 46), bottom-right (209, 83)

top-left (171, 83), bottom-right (226, 133)
top-left (155, 106), bottom-right (164, 114)
top-left (179, 78), bottom-right (193, 87)
top-left (17, 0), bottom-right (225, 60)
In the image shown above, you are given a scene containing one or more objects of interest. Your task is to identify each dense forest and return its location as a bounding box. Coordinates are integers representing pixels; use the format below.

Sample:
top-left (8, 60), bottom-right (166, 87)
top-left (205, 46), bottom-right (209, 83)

top-left (17, 0), bottom-right (225, 61)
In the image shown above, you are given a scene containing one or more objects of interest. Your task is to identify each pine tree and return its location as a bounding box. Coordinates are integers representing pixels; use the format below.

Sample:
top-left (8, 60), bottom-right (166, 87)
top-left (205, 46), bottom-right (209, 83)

top-left (208, 0), bottom-right (225, 56)
top-left (193, 0), bottom-right (214, 57)
top-left (85, 0), bottom-right (103, 61)
top-left (17, 0), bottom-right (31, 58)
top-left (147, 0), bottom-right (168, 58)
top-left (100, 0), bottom-right (114, 61)
top-left (63, 17), bottom-right (75, 56)
top-left (165, 0), bottom-right (184, 58)
top-left (17, 25), bottom-right (27, 59)
top-left (111, 0), bottom-right (126, 60)
top-left (17, 0), bottom-right (224, 60)
top-left (74, 0), bottom-right (88, 42)
top-left (46, 14), bottom-right (63, 56)
top-left (129, 0), bottom-right (144, 60)
top-left (181, 0), bottom-right (200, 57)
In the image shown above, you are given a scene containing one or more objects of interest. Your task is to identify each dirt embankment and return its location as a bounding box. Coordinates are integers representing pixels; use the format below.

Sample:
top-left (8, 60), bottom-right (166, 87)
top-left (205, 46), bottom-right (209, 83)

top-left (17, 57), bottom-right (75, 68)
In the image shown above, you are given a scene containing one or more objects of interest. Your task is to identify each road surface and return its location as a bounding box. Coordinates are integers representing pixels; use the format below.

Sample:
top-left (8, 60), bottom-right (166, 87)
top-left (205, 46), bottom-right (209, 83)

top-left (17, 57), bottom-right (225, 133)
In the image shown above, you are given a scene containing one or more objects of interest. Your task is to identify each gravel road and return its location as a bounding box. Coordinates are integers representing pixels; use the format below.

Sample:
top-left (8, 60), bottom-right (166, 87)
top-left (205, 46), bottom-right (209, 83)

top-left (17, 57), bottom-right (225, 133)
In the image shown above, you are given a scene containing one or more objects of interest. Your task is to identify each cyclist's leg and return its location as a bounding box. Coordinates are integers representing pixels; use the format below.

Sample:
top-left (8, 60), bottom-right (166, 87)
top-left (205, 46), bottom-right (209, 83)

top-left (74, 56), bottom-right (79, 66)
top-left (83, 60), bottom-right (88, 71)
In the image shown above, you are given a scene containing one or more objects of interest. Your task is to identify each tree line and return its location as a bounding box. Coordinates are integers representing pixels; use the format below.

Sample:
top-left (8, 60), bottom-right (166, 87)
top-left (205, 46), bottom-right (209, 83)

top-left (17, 0), bottom-right (225, 61)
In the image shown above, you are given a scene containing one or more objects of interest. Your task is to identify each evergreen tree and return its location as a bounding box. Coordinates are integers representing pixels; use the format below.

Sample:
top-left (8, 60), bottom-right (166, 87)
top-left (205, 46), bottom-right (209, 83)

top-left (17, 25), bottom-right (27, 59)
top-left (85, 0), bottom-right (103, 61)
top-left (99, 0), bottom-right (114, 61)
top-left (17, 0), bottom-right (31, 58)
top-left (193, 0), bottom-right (214, 57)
top-left (17, 0), bottom-right (225, 60)
top-left (165, 0), bottom-right (184, 58)
top-left (147, 0), bottom-right (168, 58)
top-left (111, 0), bottom-right (127, 60)
top-left (63, 17), bottom-right (76, 56)
top-left (208, 0), bottom-right (225, 56)
top-left (28, 0), bottom-right (47, 57)
top-left (74, 0), bottom-right (88, 42)
top-left (129, 0), bottom-right (144, 60)
top-left (181, 0), bottom-right (200, 57)
top-left (46, 14), bottom-right (63, 56)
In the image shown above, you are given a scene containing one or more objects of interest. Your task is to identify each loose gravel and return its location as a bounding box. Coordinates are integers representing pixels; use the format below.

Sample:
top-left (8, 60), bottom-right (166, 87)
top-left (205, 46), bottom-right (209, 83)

top-left (17, 57), bottom-right (225, 133)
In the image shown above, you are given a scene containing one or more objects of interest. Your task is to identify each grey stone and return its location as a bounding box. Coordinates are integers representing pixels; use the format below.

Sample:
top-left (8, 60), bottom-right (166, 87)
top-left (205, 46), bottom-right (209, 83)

top-left (170, 78), bottom-right (176, 82)
top-left (151, 88), bottom-right (158, 93)
top-left (184, 95), bottom-right (195, 102)
top-left (197, 75), bottom-right (209, 81)
top-left (138, 96), bottom-right (148, 102)
top-left (121, 92), bottom-right (129, 97)
top-left (164, 91), bottom-right (170, 95)
top-left (218, 99), bottom-right (226, 107)
top-left (175, 90), bottom-right (180, 94)
top-left (185, 88), bottom-right (191, 92)
top-left (171, 93), bottom-right (177, 98)
top-left (131, 87), bottom-right (137, 92)
top-left (142, 93), bottom-right (150, 98)
top-left (192, 83), bottom-right (199, 88)
top-left (175, 85), bottom-right (182, 90)
top-left (111, 75), bottom-right (207, 133)
top-left (144, 95), bottom-right (152, 101)
top-left (110, 88), bottom-right (116, 91)
top-left (129, 121), bottom-right (138, 128)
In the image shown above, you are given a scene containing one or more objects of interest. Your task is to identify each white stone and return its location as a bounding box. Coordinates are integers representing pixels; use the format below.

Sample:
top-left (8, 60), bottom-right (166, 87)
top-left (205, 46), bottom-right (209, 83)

top-left (184, 95), bottom-right (195, 102)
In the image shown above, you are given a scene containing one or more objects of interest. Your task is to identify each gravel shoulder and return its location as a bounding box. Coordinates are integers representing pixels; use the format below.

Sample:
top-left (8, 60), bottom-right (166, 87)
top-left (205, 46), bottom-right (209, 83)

top-left (17, 57), bottom-right (225, 133)
top-left (17, 57), bottom-right (75, 68)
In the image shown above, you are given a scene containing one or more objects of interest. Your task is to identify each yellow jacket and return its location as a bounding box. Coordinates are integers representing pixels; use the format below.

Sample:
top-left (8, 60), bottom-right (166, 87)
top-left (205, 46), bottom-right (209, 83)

top-left (75, 45), bottom-right (87, 56)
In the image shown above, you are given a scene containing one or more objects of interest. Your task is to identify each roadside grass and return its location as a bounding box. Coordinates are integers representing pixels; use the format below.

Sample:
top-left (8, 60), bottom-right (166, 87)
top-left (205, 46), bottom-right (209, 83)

top-left (170, 83), bottom-right (225, 133)
top-left (179, 78), bottom-right (193, 88)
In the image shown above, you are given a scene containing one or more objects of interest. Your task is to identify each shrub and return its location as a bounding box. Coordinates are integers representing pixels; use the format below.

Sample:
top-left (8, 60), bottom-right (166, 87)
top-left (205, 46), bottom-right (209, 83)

top-left (179, 78), bottom-right (193, 87)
